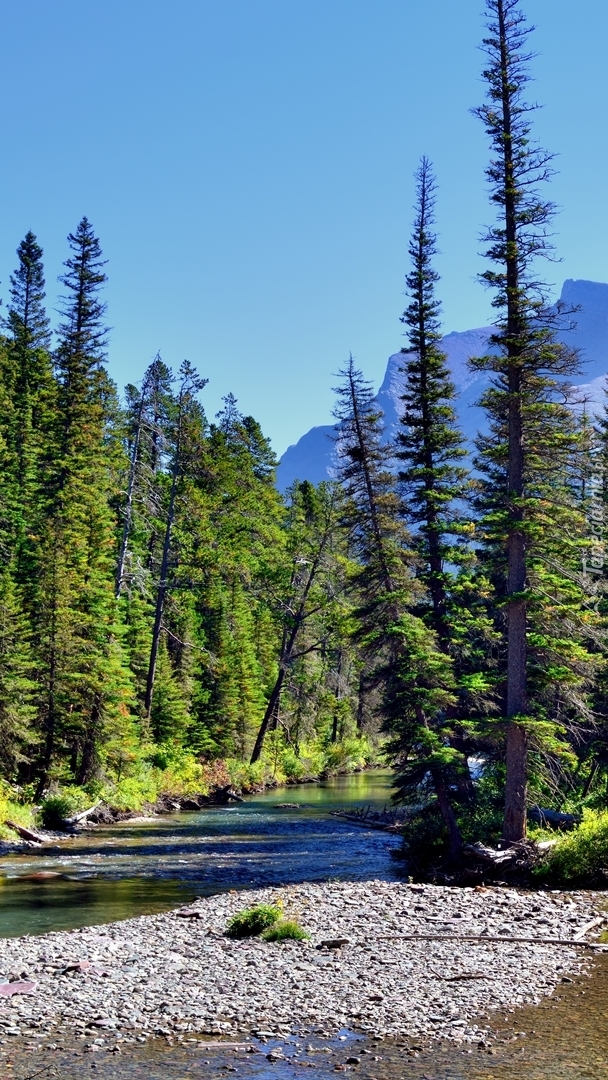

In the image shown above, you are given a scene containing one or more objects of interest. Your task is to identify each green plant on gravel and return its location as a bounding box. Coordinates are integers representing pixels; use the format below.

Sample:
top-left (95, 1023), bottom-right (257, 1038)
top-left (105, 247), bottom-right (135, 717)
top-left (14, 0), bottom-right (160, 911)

top-left (533, 809), bottom-right (608, 885)
top-left (261, 919), bottom-right (310, 943)
top-left (225, 904), bottom-right (282, 938)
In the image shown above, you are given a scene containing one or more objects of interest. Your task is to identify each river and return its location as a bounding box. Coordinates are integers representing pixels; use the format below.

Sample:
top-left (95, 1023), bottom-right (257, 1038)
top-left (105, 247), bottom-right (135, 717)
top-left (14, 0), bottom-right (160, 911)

top-left (0, 770), bottom-right (401, 938)
top-left (2, 770), bottom-right (607, 1079)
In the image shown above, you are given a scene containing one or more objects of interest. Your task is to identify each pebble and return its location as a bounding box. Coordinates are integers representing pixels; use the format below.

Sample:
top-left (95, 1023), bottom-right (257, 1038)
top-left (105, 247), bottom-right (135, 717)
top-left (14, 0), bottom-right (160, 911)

top-left (0, 881), bottom-right (600, 1046)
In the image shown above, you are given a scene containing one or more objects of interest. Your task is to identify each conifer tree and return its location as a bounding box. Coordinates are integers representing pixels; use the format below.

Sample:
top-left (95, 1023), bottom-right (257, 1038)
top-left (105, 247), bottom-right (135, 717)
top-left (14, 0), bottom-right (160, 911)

top-left (35, 219), bottom-right (132, 792)
top-left (3, 233), bottom-right (54, 588)
top-left (473, 0), bottom-right (594, 840)
top-left (116, 355), bottom-right (174, 599)
top-left (249, 480), bottom-right (346, 764)
top-left (144, 361), bottom-right (207, 722)
top-left (391, 159), bottom-right (490, 851)
top-left (0, 569), bottom-right (36, 775)
top-left (333, 358), bottom-right (464, 858)
top-left (7, 231), bottom-right (51, 352)
top-left (396, 158), bottom-right (469, 644)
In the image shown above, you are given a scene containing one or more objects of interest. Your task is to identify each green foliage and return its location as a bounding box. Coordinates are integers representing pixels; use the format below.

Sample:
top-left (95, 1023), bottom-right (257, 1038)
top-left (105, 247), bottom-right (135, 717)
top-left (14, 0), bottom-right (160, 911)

top-left (225, 904), bottom-right (281, 939)
top-left (0, 781), bottom-right (37, 839)
top-left (534, 810), bottom-right (608, 885)
top-left (39, 794), bottom-right (76, 829)
top-left (1, 13), bottom-right (608, 865)
top-left (261, 919), bottom-right (310, 942)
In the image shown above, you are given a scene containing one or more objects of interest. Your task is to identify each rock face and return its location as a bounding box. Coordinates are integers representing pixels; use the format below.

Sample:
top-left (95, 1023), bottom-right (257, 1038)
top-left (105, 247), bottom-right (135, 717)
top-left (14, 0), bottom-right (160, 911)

top-left (277, 279), bottom-right (608, 491)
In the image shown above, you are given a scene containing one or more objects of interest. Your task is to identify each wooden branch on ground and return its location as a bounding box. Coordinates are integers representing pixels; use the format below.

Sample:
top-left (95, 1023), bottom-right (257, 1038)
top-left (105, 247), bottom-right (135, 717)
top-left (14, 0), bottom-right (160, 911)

top-left (363, 932), bottom-right (608, 949)
top-left (429, 967), bottom-right (490, 981)
top-left (573, 915), bottom-right (607, 940)
top-left (4, 820), bottom-right (45, 844)
top-left (62, 802), bottom-right (103, 827)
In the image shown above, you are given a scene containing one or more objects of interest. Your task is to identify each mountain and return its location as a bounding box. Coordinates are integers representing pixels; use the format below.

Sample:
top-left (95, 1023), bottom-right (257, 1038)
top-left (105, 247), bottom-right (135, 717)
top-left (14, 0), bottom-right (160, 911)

top-left (276, 279), bottom-right (608, 491)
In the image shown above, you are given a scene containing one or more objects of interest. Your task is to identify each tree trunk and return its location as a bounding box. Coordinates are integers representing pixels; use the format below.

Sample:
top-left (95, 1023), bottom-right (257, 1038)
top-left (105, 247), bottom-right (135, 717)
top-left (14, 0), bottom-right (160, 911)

top-left (432, 768), bottom-right (463, 862)
top-left (77, 692), bottom-right (103, 784)
top-left (250, 668), bottom-right (285, 764)
top-left (499, 0), bottom-right (528, 842)
top-left (503, 720), bottom-right (528, 843)
top-left (115, 384), bottom-right (147, 598)
top-left (144, 459), bottom-right (178, 720)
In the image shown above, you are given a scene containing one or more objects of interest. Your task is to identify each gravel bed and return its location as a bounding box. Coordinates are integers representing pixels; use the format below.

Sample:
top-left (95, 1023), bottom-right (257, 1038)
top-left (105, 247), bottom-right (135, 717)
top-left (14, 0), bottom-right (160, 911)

top-left (0, 881), bottom-right (601, 1049)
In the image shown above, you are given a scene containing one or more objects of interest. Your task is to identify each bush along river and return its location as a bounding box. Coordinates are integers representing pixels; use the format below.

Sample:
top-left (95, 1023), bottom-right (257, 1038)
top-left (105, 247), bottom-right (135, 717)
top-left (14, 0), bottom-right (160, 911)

top-left (1, 770), bottom-right (607, 1079)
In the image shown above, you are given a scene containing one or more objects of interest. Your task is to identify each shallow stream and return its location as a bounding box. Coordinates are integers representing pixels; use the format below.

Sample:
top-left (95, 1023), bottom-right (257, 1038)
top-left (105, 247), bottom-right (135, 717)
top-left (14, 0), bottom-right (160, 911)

top-left (1, 770), bottom-right (607, 1078)
top-left (0, 771), bottom-right (400, 938)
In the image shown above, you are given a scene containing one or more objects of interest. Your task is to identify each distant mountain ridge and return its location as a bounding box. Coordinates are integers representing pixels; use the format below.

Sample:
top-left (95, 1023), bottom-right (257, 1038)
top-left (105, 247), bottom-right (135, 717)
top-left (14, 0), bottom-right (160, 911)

top-left (276, 279), bottom-right (608, 491)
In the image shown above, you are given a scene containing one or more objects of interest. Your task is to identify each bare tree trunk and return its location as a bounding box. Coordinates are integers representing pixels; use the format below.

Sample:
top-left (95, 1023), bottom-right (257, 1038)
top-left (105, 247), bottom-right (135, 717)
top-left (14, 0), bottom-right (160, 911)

top-left (250, 668), bottom-right (286, 764)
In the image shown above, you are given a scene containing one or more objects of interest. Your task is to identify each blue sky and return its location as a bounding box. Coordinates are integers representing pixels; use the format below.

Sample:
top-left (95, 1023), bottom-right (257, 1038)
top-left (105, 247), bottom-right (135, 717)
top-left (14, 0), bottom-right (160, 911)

top-left (0, 0), bottom-right (606, 454)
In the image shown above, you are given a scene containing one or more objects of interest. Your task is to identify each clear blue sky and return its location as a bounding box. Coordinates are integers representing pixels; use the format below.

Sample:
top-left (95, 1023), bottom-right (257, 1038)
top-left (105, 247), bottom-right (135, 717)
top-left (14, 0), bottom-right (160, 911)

top-left (0, 0), bottom-right (606, 455)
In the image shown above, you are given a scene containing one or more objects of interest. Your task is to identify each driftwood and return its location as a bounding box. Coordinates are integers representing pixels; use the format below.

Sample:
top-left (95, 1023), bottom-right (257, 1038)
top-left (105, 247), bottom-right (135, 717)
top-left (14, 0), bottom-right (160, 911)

top-left (429, 967), bottom-right (490, 981)
top-left (330, 805), bottom-right (409, 831)
top-left (4, 820), bottom-right (45, 844)
top-left (573, 915), bottom-right (607, 940)
top-left (529, 806), bottom-right (580, 828)
top-left (363, 932), bottom-right (608, 949)
top-left (62, 802), bottom-right (103, 827)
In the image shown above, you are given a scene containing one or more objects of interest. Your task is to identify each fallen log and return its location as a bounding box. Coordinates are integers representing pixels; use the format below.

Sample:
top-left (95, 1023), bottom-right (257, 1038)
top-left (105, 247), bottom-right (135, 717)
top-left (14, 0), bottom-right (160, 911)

top-left (62, 802), bottom-right (103, 827)
top-left (529, 806), bottom-right (580, 828)
top-left (573, 915), bottom-right (607, 941)
top-left (429, 967), bottom-right (490, 981)
top-left (4, 820), bottom-right (45, 844)
top-left (361, 932), bottom-right (608, 949)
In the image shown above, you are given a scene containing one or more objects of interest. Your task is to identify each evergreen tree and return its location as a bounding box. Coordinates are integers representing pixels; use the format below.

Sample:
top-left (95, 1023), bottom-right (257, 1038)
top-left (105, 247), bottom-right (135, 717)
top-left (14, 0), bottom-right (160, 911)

top-left (249, 480), bottom-right (346, 764)
top-left (7, 231), bottom-right (51, 352)
top-left (2, 233), bottom-right (54, 589)
top-left (0, 568), bottom-right (36, 775)
top-left (391, 159), bottom-right (493, 855)
top-left (473, 1), bottom-right (595, 840)
top-left (35, 219), bottom-right (132, 792)
top-left (144, 361), bottom-right (208, 721)
top-left (333, 358), bottom-right (465, 858)
top-left (396, 158), bottom-right (469, 644)
top-left (116, 355), bottom-right (174, 599)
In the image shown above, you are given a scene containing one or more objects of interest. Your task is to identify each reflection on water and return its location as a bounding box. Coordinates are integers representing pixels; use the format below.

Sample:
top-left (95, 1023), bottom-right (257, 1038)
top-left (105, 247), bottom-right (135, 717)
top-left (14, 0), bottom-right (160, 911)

top-left (7, 954), bottom-right (608, 1079)
top-left (2, 769), bottom-right (607, 1078)
top-left (0, 770), bottom-right (401, 937)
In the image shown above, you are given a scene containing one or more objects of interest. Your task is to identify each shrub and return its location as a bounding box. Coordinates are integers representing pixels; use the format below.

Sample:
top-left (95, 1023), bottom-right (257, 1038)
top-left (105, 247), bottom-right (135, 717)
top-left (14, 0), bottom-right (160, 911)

top-left (0, 783), bottom-right (37, 839)
top-left (225, 904), bottom-right (281, 939)
top-left (39, 795), bottom-right (76, 830)
top-left (261, 919), bottom-right (310, 943)
top-left (534, 809), bottom-right (608, 885)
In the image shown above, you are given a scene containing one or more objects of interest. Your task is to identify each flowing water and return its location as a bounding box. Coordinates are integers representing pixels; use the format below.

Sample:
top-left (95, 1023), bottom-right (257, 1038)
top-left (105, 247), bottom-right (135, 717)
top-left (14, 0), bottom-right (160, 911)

top-left (2, 770), bottom-right (607, 1078)
top-left (0, 770), bottom-right (400, 938)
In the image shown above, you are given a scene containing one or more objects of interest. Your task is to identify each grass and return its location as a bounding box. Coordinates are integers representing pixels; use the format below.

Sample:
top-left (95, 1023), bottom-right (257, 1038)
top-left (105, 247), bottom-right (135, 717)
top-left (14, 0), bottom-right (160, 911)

top-left (533, 808), bottom-right (608, 885)
top-left (261, 919), bottom-right (310, 942)
top-left (0, 782), bottom-right (37, 840)
top-left (225, 904), bottom-right (282, 939)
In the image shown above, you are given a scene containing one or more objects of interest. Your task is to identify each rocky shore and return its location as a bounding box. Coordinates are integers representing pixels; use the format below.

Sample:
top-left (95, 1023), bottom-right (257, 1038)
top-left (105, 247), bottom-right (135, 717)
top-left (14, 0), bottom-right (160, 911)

top-left (0, 881), bottom-right (602, 1052)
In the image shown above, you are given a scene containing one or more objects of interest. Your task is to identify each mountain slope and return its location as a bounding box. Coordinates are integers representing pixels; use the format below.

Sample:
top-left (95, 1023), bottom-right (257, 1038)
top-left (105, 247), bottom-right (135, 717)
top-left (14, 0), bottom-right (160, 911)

top-left (277, 280), bottom-right (608, 491)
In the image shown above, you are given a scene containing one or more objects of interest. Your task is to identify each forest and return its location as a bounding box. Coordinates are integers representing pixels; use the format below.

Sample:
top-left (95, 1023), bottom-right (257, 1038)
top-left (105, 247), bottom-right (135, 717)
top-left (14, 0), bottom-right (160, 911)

top-left (1, 0), bottom-right (608, 876)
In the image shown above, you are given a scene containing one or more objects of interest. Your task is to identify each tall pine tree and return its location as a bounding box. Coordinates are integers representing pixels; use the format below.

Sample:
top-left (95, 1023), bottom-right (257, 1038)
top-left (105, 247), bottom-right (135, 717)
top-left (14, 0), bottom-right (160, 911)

top-left (473, 0), bottom-right (595, 840)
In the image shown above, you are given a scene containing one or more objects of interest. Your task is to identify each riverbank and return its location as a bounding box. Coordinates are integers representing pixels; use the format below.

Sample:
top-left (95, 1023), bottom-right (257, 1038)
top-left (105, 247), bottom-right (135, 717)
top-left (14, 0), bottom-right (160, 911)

top-left (0, 752), bottom-right (381, 854)
top-left (0, 881), bottom-right (601, 1049)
